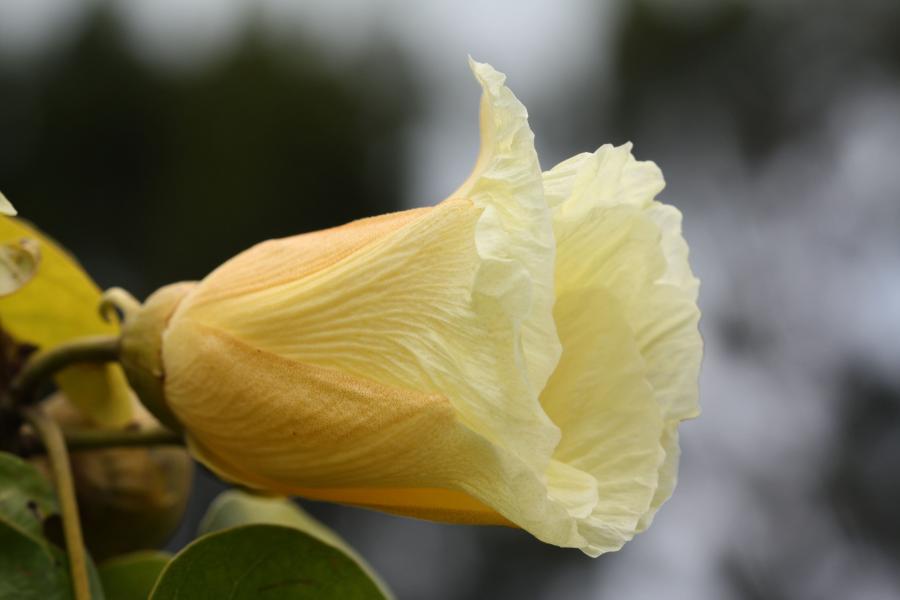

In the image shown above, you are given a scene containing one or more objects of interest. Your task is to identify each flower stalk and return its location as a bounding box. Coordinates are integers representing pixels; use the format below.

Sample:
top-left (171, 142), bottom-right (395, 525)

top-left (7, 334), bottom-right (120, 408)
top-left (2, 332), bottom-right (183, 599)
top-left (22, 406), bottom-right (91, 600)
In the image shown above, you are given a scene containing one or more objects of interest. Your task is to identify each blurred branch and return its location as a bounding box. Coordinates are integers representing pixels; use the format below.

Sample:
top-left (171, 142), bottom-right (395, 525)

top-left (19, 426), bottom-right (183, 456)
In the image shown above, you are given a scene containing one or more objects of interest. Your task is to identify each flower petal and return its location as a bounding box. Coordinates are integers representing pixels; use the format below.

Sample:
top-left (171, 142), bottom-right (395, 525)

top-left (181, 207), bottom-right (431, 310)
top-left (453, 59), bottom-right (561, 397)
top-left (541, 254), bottom-right (665, 556)
top-left (165, 318), bottom-right (583, 545)
top-left (632, 203), bottom-right (702, 530)
top-left (546, 146), bottom-right (701, 422)
top-left (637, 202), bottom-right (702, 422)
top-left (178, 198), bottom-right (559, 475)
top-left (542, 143), bottom-right (702, 541)
top-left (543, 143), bottom-right (664, 213)
top-left (637, 424), bottom-right (680, 531)
top-left (177, 61), bottom-right (561, 472)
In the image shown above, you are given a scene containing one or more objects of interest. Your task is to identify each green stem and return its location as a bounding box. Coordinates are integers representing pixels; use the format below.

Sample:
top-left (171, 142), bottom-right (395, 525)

top-left (99, 287), bottom-right (141, 324)
top-left (20, 426), bottom-right (183, 456)
top-left (8, 335), bottom-right (120, 407)
top-left (22, 407), bottom-right (92, 600)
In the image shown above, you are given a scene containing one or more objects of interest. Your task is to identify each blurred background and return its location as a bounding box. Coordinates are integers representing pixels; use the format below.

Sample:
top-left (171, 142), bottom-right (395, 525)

top-left (2, 0), bottom-right (900, 598)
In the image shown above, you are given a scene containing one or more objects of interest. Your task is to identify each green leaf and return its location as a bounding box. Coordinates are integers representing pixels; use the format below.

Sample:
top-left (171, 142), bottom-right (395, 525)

top-left (0, 454), bottom-right (69, 599)
top-left (0, 522), bottom-right (108, 600)
top-left (198, 490), bottom-right (391, 597)
top-left (99, 551), bottom-right (170, 600)
top-left (0, 521), bottom-right (72, 600)
top-left (150, 525), bottom-right (388, 600)
top-left (0, 452), bottom-right (58, 540)
top-left (199, 490), bottom-right (345, 549)
top-left (0, 453), bottom-right (105, 600)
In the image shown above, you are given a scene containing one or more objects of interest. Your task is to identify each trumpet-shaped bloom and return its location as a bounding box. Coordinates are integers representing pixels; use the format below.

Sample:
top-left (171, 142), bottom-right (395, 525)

top-left (124, 60), bottom-right (701, 556)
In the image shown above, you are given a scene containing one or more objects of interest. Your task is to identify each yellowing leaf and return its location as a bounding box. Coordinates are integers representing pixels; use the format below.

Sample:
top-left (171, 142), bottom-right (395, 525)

top-left (0, 191), bottom-right (15, 216)
top-left (0, 216), bottom-right (132, 426)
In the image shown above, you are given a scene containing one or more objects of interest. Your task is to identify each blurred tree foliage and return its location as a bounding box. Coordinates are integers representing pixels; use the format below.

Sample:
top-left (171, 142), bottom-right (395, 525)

top-left (559, 2), bottom-right (900, 599)
top-left (0, 8), bottom-right (418, 296)
top-left (827, 366), bottom-right (900, 561)
top-left (565, 0), bottom-right (900, 164)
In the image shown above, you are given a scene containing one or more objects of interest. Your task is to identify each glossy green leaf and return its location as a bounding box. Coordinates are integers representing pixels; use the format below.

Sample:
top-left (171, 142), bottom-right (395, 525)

top-left (0, 523), bottom-right (106, 600)
top-left (0, 452), bottom-right (69, 600)
top-left (0, 521), bottom-right (72, 600)
top-left (99, 551), bottom-right (170, 600)
top-left (0, 453), bottom-right (105, 600)
top-left (198, 490), bottom-right (391, 597)
top-left (199, 490), bottom-right (345, 548)
top-left (0, 216), bottom-right (132, 426)
top-left (0, 452), bottom-right (58, 539)
top-left (150, 525), bottom-right (388, 600)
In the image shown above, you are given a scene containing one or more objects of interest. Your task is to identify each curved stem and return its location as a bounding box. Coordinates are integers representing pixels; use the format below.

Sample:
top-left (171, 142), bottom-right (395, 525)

top-left (22, 407), bottom-right (91, 600)
top-left (20, 426), bottom-right (183, 456)
top-left (8, 335), bottom-right (120, 407)
top-left (99, 287), bottom-right (141, 325)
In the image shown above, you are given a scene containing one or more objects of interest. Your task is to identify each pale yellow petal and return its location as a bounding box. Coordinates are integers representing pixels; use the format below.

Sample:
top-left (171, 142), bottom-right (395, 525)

top-left (0, 216), bottom-right (132, 426)
top-left (631, 204), bottom-right (701, 530)
top-left (542, 143), bottom-right (701, 543)
top-left (177, 198), bottom-right (558, 478)
top-left (183, 207), bottom-right (431, 309)
top-left (454, 58), bottom-right (561, 401)
top-left (177, 61), bottom-right (561, 472)
top-left (541, 254), bottom-right (665, 556)
top-left (636, 202), bottom-right (702, 423)
top-left (164, 318), bottom-right (584, 546)
top-left (637, 424), bottom-right (680, 531)
top-left (543, 146), bottom-right (701, 420)
top-left (543, 144), bottom-right (664, 213)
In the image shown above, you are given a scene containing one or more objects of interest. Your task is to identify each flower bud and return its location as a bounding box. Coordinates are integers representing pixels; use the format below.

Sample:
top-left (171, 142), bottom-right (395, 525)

top-left (36, 394), bottom-right (193, 560)
top-left (124, 60), bottom-right (701, 556)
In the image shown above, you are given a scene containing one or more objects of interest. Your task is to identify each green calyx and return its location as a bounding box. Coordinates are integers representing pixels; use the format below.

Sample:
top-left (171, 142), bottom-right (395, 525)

top-left (115, 283), bottom-right (195, 433)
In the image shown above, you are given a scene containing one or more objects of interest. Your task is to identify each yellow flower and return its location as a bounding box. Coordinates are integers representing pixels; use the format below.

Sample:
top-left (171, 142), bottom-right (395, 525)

top-left (122, 60), bottom-right (701, 556)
